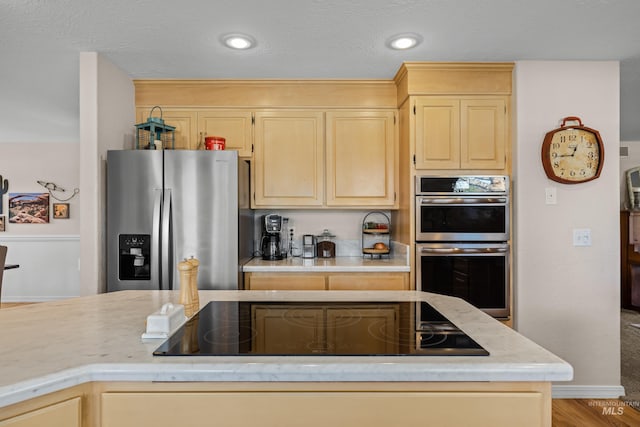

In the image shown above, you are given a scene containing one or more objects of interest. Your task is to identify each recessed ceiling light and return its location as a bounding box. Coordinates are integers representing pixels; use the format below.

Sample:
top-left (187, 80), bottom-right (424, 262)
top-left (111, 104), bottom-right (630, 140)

top-left (221, 33), bottom-right (256, 50)
top-left (386, 33), bottom-right (422, 50)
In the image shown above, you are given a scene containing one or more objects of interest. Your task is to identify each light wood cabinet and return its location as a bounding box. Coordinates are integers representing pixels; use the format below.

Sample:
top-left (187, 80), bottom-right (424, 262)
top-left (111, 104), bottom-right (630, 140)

top-left (101, 387), bottom-right (546, 427)
top-left (326, 273), bottom-right (408, 290)
top-left (136, 108), bottom-right (198, 150)
top-left (252, 304), bottom-right (399, 355)
top-left (252, 305), bottom-right (325, 354)
top-left (244, 272), bottom-right (409, 290)
top-left (326, 306), bottom-right (398, 354)
top-left (253, 110), bottom-right (325, 207)
top-left (252, 109), bottom-right (397, 208)
top-left (197, 110), bottom-right (253, 156)
top-left (414, 97), bottom-right (506, 170)
top-left (245, 272), bottom-right (326, 290)
top-left (326, 111), bottom-right (397, 207)
top-left (0, 398), bottom-right (81, 427)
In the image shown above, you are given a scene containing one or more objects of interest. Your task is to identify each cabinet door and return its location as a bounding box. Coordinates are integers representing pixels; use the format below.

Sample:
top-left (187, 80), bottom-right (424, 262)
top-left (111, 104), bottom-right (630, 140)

top-left (245, 273), bottom-right (326, 290)
top-left (327, 273), bottom-right (408, 290)
top-left (326, 111), bottom-right (397, 207)
top-left (253, 111), bottom-right (324, 207)
top-left (460, 98), bottom-right (506, 170)
top-left (136, 108), bottom-right (198, 150)
top-left (414, 98), bottom-right (460, 170)
top-left (198, 110), bottom-right (253, 157)
top-left (252, 306), bottom-right (324, 354)
top-left (0, 398), bottom-right (81, 427)
top-left (326, 306), bottom-right (399, 354)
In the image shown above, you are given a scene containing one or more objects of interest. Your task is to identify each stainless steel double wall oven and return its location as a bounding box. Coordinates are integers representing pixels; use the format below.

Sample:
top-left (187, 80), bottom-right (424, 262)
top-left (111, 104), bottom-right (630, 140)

top-left (415, 176), bottom-right (510, 318)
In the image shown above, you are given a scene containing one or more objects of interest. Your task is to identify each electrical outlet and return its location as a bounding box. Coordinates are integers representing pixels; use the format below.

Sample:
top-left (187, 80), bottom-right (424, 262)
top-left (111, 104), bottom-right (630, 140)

top-left (288, 226), bottom-right (295, 236)
top-left (573, 228), bottom-right (592, 246)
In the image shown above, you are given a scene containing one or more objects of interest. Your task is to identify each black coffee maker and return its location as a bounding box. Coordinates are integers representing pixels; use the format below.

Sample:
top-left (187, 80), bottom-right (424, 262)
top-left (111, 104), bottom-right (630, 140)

top-left (261, 214), bottom-right (283, 260)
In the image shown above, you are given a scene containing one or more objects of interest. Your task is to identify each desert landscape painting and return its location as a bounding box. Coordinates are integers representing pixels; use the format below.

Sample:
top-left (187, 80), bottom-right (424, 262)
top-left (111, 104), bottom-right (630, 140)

top-left (9, 193), bottom-right (50, 224)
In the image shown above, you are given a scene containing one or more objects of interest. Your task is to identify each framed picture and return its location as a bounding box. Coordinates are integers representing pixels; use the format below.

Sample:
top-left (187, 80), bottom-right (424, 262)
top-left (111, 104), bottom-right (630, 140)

top-left (0, 215), bottom-right (5, 232)
top-left (53, 203), bottom-right (69, 219)
top-left (8, 193), bottom-right (49, 224)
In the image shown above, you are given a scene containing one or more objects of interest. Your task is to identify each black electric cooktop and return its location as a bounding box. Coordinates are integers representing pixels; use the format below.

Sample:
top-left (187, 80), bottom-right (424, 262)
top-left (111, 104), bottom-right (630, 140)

top-left (153, 301), bottom-right (488, 357)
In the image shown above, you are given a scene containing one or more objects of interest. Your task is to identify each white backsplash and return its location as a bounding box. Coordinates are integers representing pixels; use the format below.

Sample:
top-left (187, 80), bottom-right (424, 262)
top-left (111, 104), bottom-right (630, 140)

top-left (254, 209), bottom-right (396, 257)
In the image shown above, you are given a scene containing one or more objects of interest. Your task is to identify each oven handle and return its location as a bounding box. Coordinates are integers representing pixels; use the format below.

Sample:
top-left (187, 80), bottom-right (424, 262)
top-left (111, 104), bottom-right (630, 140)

top-left (419, 247), bottom-right (508, 254)
top-left (418, 197), bottom-right (508, 205)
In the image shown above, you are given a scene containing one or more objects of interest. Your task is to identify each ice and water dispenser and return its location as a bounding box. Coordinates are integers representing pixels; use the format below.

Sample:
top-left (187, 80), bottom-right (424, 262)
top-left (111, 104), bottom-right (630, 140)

top-left (119, 234), bottom-right (151, 280)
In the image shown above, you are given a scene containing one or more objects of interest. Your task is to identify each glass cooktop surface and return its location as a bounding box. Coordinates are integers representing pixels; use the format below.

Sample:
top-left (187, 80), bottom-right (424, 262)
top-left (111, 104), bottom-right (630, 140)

top-left (153, 301), bottom-right (488, 357)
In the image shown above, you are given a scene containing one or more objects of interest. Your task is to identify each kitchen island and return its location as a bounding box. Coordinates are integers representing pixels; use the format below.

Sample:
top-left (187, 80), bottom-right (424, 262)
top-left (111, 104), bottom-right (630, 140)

top-left (0, 290), bottom-right (571, 427)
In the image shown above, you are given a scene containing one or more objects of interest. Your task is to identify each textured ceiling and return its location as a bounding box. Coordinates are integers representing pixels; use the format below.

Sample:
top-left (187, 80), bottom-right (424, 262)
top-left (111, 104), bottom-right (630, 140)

top-left (2, 0), bottom-right (640, 142)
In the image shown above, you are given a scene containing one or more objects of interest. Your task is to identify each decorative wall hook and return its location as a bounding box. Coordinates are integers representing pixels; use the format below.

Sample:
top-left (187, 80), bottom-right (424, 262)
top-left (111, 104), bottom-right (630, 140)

top-left (37, 180), bottom-right (79, 202)
top-left (0, 175), bottom-right (8, 215)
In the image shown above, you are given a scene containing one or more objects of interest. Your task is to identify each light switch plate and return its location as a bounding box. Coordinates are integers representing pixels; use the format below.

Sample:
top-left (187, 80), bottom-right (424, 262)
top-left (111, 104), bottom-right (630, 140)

top-left (545, 187), bottom-right (557, 205)
top-left (573, 229), bottom-right (592, 246)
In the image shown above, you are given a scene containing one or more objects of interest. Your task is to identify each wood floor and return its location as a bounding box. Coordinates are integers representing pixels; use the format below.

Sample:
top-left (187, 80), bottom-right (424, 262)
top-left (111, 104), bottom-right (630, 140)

top-left (2, 303), bottom-right (640, 425)
top-left (552, 399), bottom-right (640, 426)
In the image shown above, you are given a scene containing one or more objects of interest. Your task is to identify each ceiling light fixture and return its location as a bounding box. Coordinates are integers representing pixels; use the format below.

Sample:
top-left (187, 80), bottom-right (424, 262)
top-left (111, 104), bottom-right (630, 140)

top-left (386, 33), bottom-right (422, 50)
top-left (221, 33), bottom-right (256, 50)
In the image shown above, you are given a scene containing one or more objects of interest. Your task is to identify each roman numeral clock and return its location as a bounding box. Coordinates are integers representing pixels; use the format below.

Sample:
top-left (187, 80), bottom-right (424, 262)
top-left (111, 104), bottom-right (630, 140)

top-left (541, 116), bottom-right (605, 184)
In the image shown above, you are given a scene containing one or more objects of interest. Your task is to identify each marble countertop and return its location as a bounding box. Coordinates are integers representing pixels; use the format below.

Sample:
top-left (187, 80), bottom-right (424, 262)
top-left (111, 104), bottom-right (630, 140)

top-left (0, 290), bottom-right (572, 408)
top-left (243, 256), bottom-right (410, 272)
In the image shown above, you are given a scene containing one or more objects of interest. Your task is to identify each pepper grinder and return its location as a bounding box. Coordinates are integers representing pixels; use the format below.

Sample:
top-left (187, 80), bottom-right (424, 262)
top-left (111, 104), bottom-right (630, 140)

top-left (186, 256), bottom-right (200, 314)
top-left (178, 260), bottom-right (196, 318)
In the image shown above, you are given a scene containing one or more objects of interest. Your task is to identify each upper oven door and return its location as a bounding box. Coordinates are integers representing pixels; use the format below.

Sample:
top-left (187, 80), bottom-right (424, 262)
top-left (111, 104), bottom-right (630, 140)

top-left (415, 195), bottom-right (509, 242)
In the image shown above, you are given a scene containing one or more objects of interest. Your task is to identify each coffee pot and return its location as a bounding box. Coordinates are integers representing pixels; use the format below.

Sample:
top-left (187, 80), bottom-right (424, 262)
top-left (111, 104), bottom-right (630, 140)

top-left (261, 214), bottom-right (284, 260)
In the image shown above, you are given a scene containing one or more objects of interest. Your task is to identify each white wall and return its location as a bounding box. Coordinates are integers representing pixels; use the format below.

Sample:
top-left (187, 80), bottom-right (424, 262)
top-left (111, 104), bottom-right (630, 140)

top-left (79, 53), bottom-right (134, 296)
top-left (514, 61), bottom-right (621, 397)
top-left (0, 142), bottom-right (81, 300)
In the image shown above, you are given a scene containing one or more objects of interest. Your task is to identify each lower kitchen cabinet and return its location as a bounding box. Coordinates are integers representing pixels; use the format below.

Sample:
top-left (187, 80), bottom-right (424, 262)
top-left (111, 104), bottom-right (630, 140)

top-left (326, 306), bottom-right (398, 354)
top-left (244, 272), bottom-right (326, 290)
top-left (251, 304), bottom-right (399, 355)
top-left (252, 305), bottom-right (324, 354)
top-left (0, 397), bottom-right (81, 427)
top-left (327, 273), bottom-right (408, 290)
top-left (244, 272), bottom-right (409, 290)
top-left (100, 385), bottom-right (547, 427)
top-left (0, 380), bottom-right (551, 427)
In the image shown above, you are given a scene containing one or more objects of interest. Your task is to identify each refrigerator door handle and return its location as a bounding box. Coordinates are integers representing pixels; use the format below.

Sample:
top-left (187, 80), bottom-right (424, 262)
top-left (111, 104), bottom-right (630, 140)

top-left (151, 189), bottom-right (163, 288)
top-left (161, 189), bottom-right (173, 290)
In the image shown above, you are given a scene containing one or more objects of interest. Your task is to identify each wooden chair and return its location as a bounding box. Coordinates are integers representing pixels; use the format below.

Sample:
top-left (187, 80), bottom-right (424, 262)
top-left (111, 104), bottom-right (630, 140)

top-left (0, 246), bottom-right (7, 307)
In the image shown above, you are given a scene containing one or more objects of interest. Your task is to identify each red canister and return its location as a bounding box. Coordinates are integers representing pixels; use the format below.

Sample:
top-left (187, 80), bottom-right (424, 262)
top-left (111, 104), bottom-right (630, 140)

top-left (204, 136), bottom-right (226, 150)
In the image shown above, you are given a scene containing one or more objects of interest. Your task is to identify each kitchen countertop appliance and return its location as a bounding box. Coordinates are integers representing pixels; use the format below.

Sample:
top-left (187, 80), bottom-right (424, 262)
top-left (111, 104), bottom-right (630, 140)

top-left (261, 214), bottom-right (284, 260)
top-left (302, 234), bottom-right (315, 258)
top-left (106, 150), bottom-right (254, 291)
top-left (154, 300), bottom-right (488, 356)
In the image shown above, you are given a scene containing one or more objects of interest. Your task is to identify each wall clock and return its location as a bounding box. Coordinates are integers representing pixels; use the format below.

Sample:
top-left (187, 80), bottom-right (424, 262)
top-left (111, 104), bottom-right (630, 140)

top-left (541, 116), bottom-right (604, 184)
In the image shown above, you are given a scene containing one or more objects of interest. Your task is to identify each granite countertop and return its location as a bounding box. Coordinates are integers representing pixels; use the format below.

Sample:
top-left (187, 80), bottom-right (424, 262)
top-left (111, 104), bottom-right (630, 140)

top-left (0, 290), bottom-right (573, 408)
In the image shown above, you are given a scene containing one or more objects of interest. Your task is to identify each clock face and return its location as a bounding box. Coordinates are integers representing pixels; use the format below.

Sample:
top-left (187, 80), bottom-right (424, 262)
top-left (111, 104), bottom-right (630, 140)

top-left (546, 128), bottom-right (601, 182)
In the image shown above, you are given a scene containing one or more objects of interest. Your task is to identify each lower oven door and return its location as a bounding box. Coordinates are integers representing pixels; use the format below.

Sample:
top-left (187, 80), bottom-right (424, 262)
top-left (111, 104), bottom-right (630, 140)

top-left (416, 242), bottom-right (510, 318)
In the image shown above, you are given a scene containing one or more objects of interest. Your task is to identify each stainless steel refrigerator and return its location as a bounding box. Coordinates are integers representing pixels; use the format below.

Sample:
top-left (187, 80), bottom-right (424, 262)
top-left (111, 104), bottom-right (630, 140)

top-left (106, 150), bottom-right (254, 292)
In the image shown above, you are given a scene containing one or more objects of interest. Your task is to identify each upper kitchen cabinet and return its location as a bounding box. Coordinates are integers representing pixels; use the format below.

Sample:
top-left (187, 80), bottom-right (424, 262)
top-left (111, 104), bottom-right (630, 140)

top-left (326, 111), bottom-right (397, 207)
top-left (395, 62), bottom-right (513, 174)
top-left (136, 108), bottom-right (198, 150)
top-left (414, 97), bottom-right (507, 170)
top-left (253, 111), bottom-right (325, 207)
top-left (198, 110), bottom-right (253, 157)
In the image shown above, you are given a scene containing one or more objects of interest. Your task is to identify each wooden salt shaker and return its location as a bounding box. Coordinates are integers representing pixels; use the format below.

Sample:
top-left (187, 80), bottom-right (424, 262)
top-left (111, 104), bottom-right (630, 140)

top-left (187, 256), bottom-right (200, 313)
top-left (178, 260), bottom-right (196, 318)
